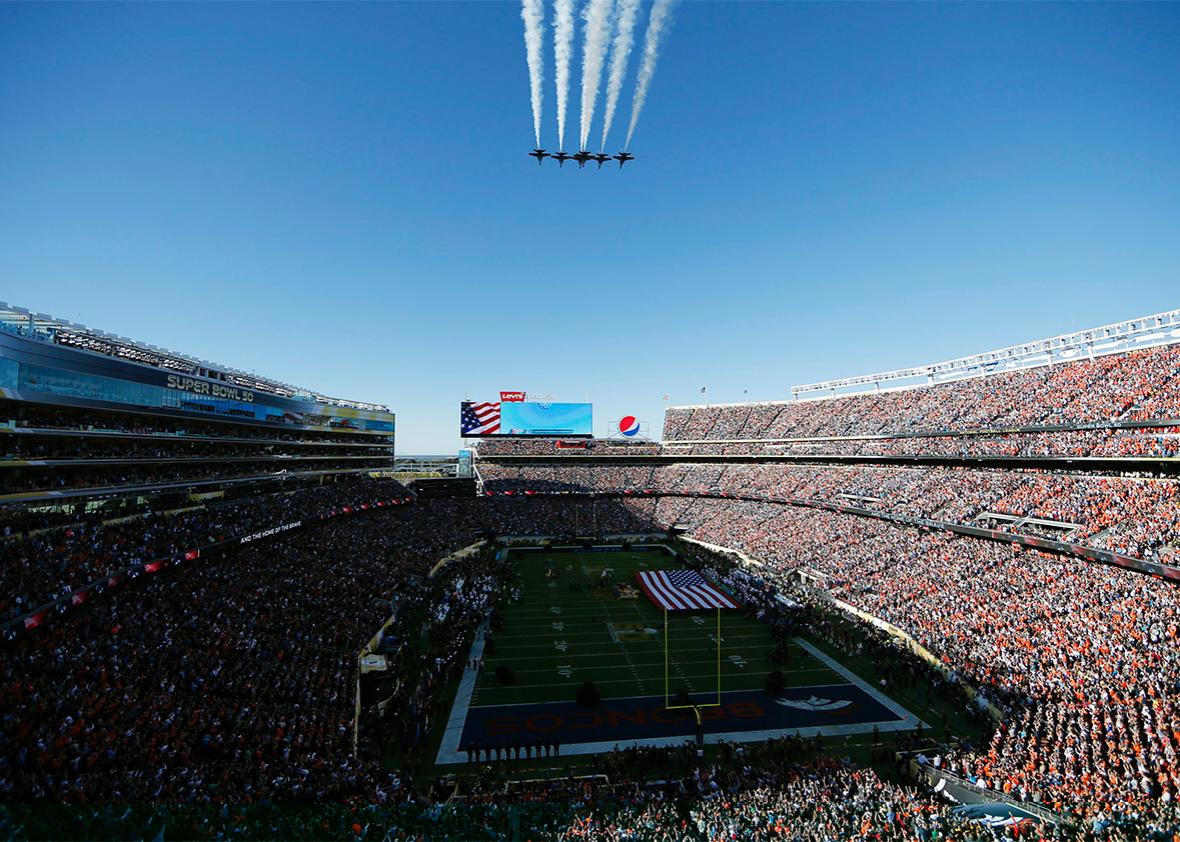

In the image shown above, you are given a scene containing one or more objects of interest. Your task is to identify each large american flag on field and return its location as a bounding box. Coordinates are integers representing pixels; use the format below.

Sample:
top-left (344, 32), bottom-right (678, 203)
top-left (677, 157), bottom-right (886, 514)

top-left (461, 401), bottom-right (501, 436)
top-left (635, 570), bottom-right (740, 611)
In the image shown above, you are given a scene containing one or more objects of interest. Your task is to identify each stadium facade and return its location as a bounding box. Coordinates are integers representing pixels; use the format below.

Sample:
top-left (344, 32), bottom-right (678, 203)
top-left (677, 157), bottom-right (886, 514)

top-left (0, 301), bottom-right (395, 506)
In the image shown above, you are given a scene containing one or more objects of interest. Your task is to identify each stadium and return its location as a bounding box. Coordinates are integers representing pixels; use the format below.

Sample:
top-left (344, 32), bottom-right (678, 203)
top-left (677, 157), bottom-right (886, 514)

top-left (4, 2), bottom-right (1180, 840)
top-left (2, 300), bottom-right (1179, 840)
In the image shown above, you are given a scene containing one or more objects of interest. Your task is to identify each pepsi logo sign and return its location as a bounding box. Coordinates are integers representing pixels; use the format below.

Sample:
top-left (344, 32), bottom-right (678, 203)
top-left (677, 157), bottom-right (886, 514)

top-left (619, 416), bottom-right (641, 437)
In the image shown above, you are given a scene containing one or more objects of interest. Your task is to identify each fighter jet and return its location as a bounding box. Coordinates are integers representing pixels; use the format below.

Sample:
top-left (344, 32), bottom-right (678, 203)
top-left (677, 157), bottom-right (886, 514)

top-left (612, 151), bottom-right (635, 169)
top-left (551, 151), bottom-right (573, 168)
top-left (592, 153), bottom-right (612, 169)
top-left (573, 150), bottom-right (593, 169)
top-left (528, 148), bottom-right (550, 165)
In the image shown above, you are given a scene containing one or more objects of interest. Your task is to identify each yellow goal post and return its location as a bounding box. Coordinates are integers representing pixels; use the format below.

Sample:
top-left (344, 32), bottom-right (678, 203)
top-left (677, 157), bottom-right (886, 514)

top-left (663, 606), bottom-right (722, 710)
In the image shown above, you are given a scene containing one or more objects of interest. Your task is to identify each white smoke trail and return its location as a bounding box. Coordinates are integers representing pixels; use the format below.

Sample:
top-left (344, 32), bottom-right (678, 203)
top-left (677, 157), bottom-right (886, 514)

top-left (521, 0), bottom-right (545, 148)
top-left (624, 0), bottom-right (675, 151)
top-left (578, 0), bottom-right (613, 152)
top-left (553, 0), bottom-right (576, 151)
top-left (598, 0), bottom-right (639, 152)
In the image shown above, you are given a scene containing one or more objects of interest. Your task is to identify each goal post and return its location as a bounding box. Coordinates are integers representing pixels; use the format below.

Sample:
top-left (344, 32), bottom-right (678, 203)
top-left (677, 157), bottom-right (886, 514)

top-left (663, 607), bottom-right (723, 709)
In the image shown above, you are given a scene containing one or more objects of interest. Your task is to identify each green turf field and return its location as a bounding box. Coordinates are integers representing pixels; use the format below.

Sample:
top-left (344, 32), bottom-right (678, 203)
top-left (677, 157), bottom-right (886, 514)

top-left (471, 547), bottom-right (844, 708)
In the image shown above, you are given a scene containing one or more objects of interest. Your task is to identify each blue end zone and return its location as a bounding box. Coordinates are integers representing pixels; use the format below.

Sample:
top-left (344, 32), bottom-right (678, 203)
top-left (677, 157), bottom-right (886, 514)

top-left (458, 683), bottom-right (903, 750)
top-left (436, 636), bottom-right (926, 764)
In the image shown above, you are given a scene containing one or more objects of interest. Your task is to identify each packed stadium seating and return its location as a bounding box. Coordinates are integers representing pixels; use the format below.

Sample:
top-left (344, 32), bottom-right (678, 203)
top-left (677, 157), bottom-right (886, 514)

top-left (478, 463), bottom-right (1180, 562)
top-left (0, 478), bottom-right (412, 621)
top-left (664, 344), bottom-right (1180, 443)
top-left (1, 756), bottom-right (1039, 840)
top-left (5, 315), bottom-right (1180, 838)
top-left (661, 425), bottom-right (1180, 458)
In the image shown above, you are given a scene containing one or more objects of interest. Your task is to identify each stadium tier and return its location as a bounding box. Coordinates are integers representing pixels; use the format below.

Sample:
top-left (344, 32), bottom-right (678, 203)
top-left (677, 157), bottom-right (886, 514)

top-left (476, 463), bottom-right (1180, 562)
top-left (0, 302), bottom-right (399, 624)
top-left (5, 310), bottom-right (1180, 840)
top-left (0, 303), bottom-right (395, 505)
top-left (663, 330), bottom-right (1180, 451)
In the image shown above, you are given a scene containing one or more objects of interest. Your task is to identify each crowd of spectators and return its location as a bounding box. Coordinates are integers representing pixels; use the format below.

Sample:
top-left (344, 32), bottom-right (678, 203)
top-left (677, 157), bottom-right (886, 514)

top-left (477, 754), bottom-right (1008, 842)
top-left (0, 478), bottom-right (413, 621)
top-left (662, 344), bottom-right (1180, 443)
top-left (661, 427), bottom-right (1180, 459)
top-left (5, 756), bottom-right (1084, 840)
top-left (0, 501), bottom-right (504, 805)
top-left (477, 463), bottom-right (1180, 563)
top-left (481, 465), bottom-right (659, 494)
top-left (0, 459), bottom-right (386, 497)
top-left (1, 436), bottom-right (388, 462)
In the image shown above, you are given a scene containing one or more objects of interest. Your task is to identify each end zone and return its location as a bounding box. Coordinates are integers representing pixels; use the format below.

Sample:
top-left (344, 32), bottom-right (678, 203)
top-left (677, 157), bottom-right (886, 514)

top-left (436, 636), bottom-right (927, 764)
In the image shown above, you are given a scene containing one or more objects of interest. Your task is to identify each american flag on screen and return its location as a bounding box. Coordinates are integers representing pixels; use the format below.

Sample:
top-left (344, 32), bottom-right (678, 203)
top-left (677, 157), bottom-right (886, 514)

top-left (635, 570), bottom-right (740, 611)
top-left (461, 401), bottom-right (501, 436)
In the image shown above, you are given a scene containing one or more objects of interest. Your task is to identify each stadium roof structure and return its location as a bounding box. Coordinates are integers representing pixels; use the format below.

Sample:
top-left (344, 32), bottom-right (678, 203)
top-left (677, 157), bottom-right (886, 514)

top-left (0, 301), bottom-right (390, 412)
top-left (793, 309), bottom-right (1180, 400)
top-left (672, 310), bottom-right (1180, 409)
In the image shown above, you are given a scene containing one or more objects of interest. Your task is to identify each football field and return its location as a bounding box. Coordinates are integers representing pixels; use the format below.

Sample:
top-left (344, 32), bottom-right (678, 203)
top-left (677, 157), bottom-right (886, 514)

top-left (436, 546), bottom-right (925, 763)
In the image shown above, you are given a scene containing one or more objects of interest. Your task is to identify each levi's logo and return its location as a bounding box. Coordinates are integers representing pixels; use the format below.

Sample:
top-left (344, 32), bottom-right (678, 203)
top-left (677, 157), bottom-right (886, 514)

top-left (500, 391), bottom-right (526, 402)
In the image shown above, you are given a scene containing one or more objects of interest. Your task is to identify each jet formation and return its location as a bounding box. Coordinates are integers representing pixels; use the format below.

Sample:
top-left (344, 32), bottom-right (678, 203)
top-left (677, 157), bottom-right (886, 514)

top-left (529, 149), bottom-right (634, 169)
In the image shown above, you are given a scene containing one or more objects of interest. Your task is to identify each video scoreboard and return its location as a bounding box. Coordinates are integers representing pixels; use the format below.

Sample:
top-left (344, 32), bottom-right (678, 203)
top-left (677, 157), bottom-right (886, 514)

top-left (460, 398), bottom-right (592, 438)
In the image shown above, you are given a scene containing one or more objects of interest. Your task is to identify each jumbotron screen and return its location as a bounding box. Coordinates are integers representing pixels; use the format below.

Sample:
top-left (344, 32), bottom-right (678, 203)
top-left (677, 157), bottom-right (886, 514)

top-left (460, 401), bottom-right (593, 438)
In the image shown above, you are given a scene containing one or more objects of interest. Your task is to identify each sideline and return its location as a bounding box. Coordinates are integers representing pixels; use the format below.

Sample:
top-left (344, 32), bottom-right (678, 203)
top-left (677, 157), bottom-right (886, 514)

top-left (437, 619), bottom-right (490, 764)
top-left (794, 637), bottom-right (927, 730)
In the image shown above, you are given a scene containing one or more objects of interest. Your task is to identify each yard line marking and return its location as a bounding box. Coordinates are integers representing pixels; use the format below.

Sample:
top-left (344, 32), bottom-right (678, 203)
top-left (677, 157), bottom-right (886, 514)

top-left (495, 629), bottom-right (768, 642)
top-left (490, 637), bottom-right (766, 651)
top-left (475, 675), bottom-right (708, 691)
top-left (600, 597), bottom-right (648, 694)
top-left (469, 671), bottom-right (839, 696)
top-left (627, 597), bottom-right (703, 696)
top-left (477, 658), bottom-right (803, 676)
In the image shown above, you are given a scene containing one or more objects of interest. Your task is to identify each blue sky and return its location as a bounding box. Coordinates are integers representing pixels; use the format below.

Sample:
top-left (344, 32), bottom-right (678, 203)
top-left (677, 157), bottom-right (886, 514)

top-left (1, 2), bottom-right (1177, 453)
